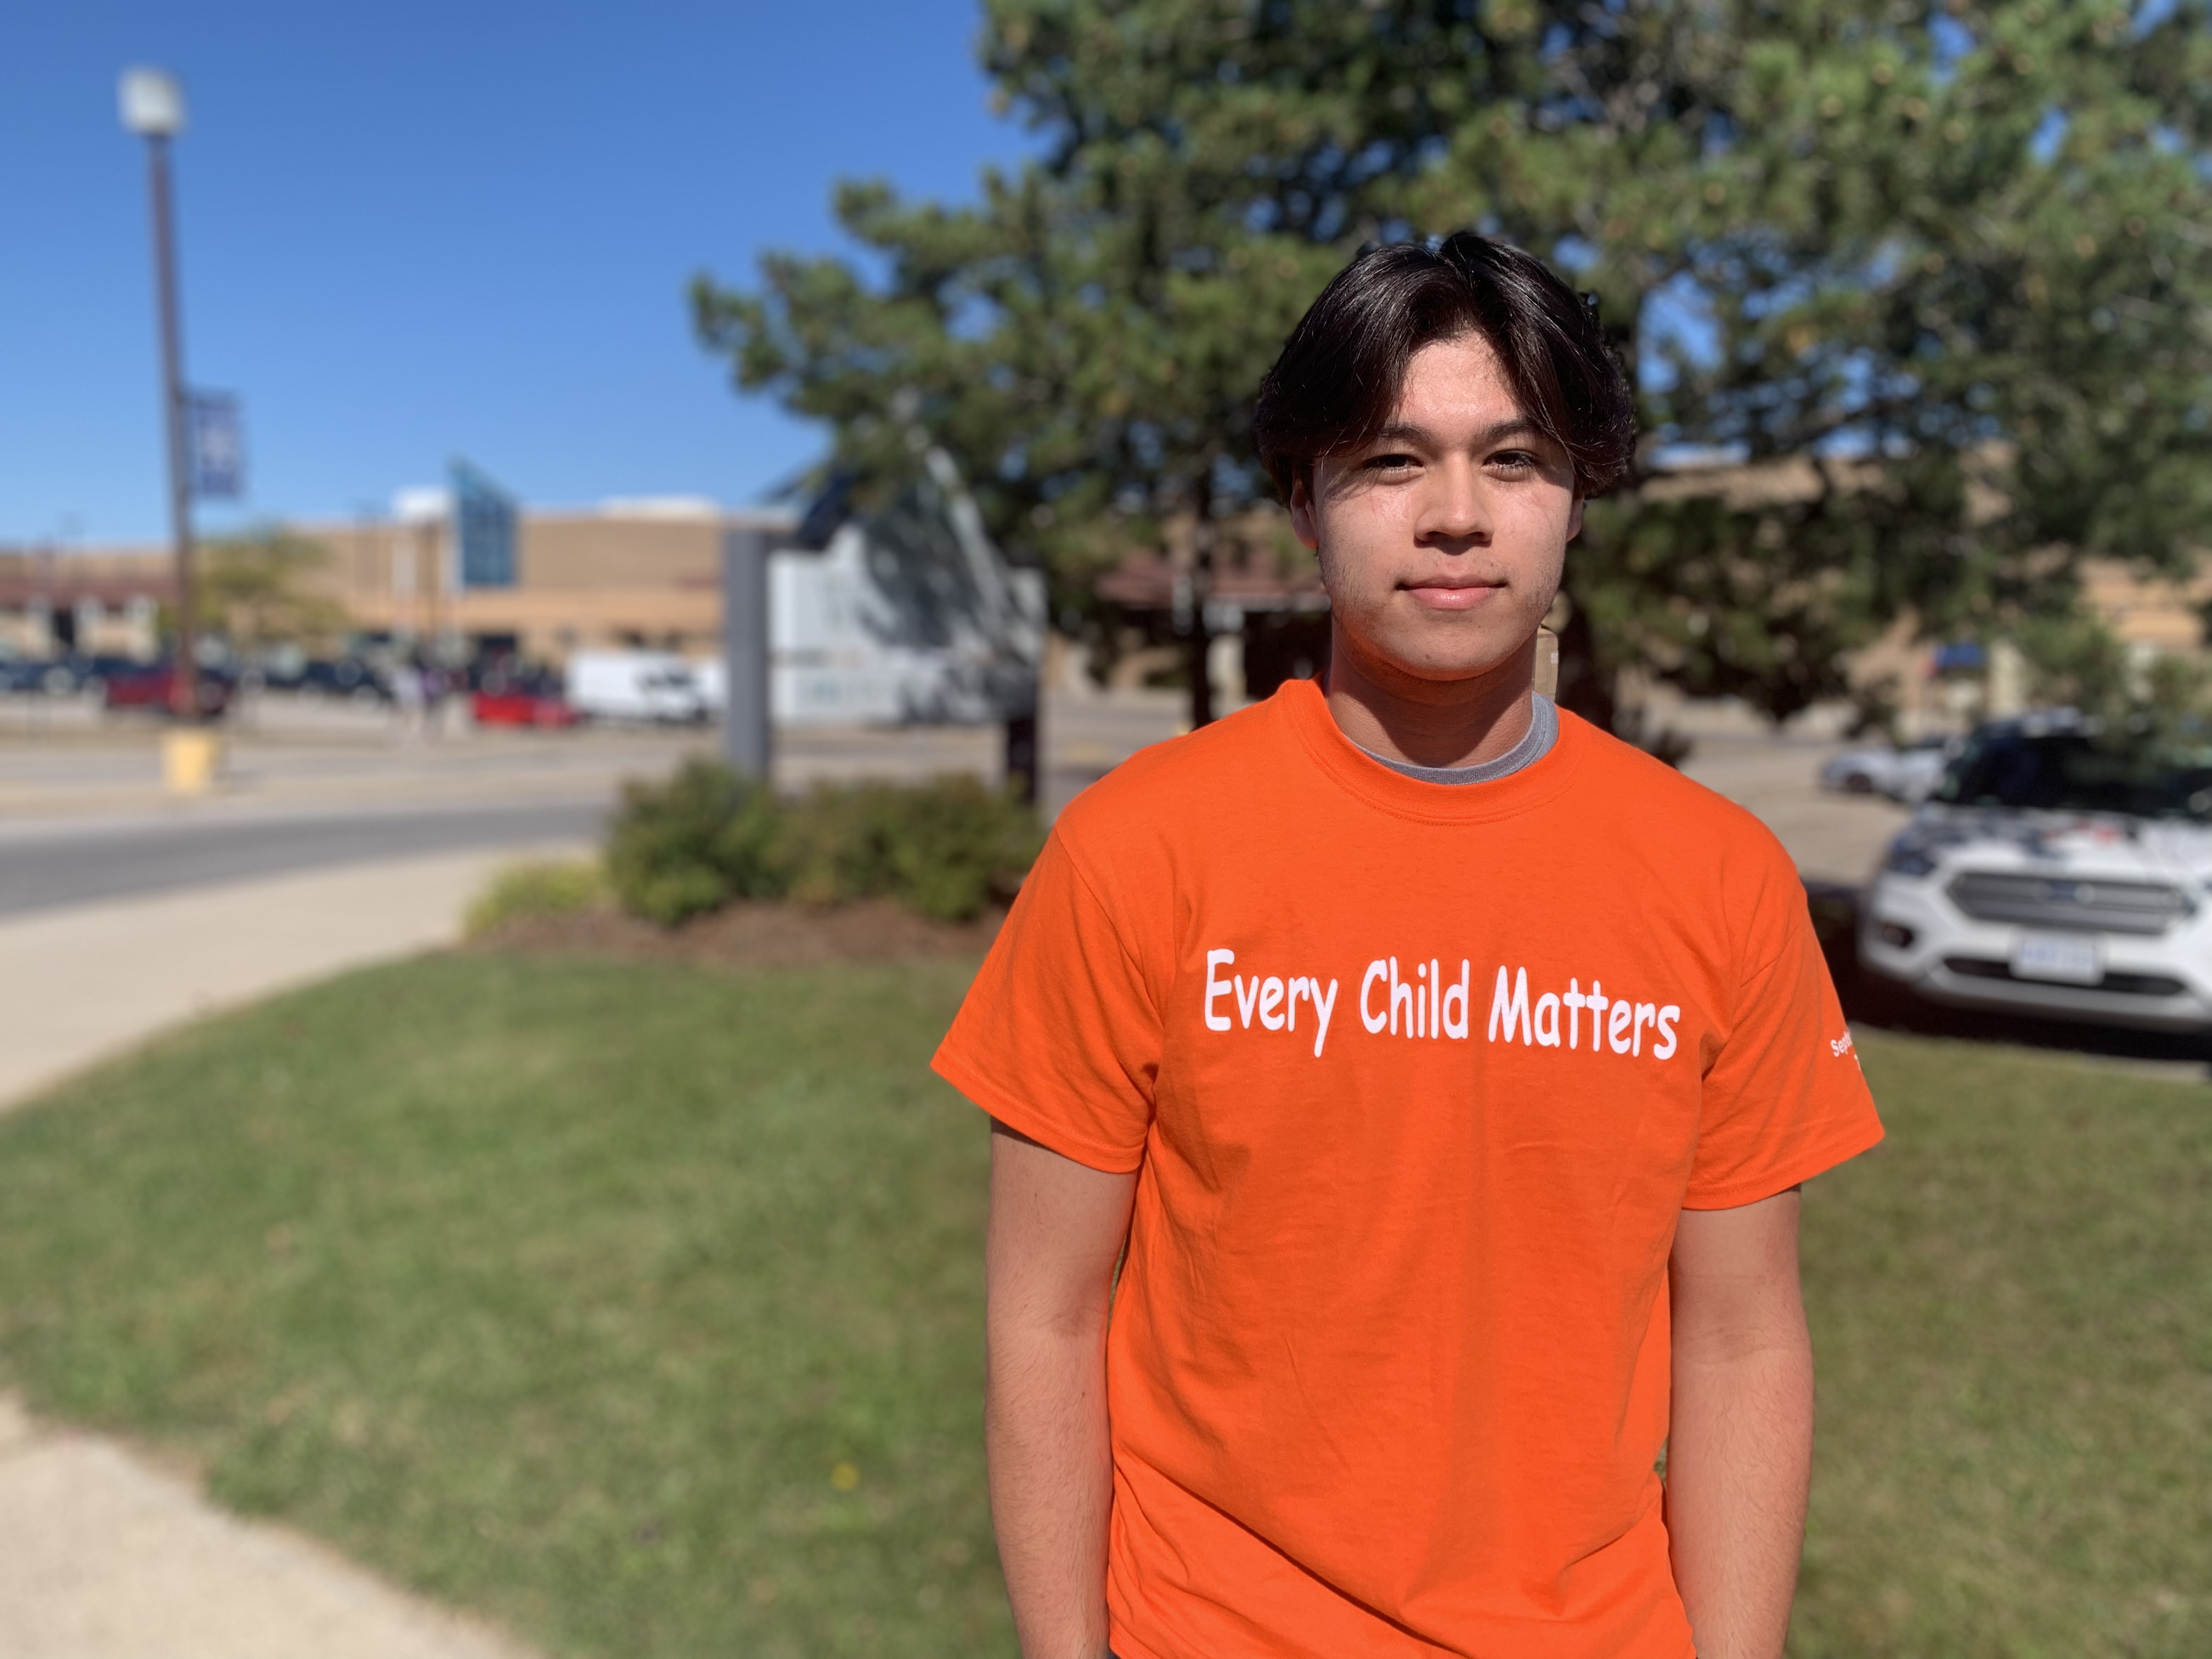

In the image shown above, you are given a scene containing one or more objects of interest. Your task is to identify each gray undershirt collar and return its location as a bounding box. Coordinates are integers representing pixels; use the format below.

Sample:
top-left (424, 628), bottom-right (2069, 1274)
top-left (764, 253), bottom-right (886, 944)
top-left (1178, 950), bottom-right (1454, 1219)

top-left (1356, 693), bottom-right (1558, 785)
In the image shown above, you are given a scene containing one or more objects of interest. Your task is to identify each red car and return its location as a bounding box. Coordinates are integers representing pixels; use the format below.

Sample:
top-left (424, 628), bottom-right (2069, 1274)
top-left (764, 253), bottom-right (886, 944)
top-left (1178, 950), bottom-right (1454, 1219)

top-left (101, 663), bottom-right (233, 718)
top-left (471, 686), bottom-right (582, 728)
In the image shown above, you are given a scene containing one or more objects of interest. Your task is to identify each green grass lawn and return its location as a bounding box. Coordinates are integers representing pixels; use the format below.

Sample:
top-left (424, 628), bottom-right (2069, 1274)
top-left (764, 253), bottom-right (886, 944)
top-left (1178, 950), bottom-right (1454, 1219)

top-left (0, 951), bottom-right (2203, 1657)
top-left (0, 953), bottom-right (1006, 1658)
top-left (1795, 1037), bottom-right (2212, 1657)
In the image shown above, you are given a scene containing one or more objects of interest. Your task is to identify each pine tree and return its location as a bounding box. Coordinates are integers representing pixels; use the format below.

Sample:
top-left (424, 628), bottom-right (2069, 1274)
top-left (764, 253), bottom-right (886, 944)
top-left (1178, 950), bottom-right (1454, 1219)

top-left (695, 0), bottom-right (2212, 732)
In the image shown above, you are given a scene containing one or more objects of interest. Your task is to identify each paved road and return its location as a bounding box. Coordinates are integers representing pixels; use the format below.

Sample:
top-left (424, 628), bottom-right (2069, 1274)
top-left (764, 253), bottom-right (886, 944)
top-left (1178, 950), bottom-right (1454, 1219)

top-left (0, 692), bottom-right (1195, 923)
top-left (0, 800), bottom-right (607, 920)
top-left (0, 700), bottom-right (1904, 919)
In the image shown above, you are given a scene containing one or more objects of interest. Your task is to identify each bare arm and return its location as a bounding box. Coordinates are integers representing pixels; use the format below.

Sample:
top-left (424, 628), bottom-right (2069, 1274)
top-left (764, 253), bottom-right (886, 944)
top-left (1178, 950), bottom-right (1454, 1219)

top-left (1666, 1187), bottom-right (1814, 1659)
top-left (985, 1120), bottom-right (1139, 1659)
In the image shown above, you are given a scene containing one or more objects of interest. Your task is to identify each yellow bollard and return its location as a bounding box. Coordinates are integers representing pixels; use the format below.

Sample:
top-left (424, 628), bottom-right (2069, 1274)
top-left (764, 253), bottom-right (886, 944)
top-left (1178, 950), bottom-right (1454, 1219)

top-left (162, 727), bottom-right (223, 795)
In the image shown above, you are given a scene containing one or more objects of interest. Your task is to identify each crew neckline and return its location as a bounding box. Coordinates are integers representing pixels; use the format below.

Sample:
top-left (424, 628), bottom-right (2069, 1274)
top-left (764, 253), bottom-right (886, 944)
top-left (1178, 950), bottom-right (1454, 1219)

top-left (1274, 677), bottom-right (1581, 826)
top-left (1355, 692), bottom-right (1558, 784)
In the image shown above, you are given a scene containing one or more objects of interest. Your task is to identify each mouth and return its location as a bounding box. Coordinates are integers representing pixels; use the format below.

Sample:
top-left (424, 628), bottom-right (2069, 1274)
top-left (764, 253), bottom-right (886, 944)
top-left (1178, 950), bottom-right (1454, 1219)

top-left (1401, 577), bottom-right (1507, 613)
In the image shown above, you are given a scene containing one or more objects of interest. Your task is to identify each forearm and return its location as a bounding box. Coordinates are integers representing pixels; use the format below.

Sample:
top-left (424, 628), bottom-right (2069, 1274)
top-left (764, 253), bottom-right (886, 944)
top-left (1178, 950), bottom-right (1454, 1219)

top-left (1666, 1334), bottom-right (1814, 1659)
top-left (985, 1312), bottom-right (1114, 1659)
top-left (981, 1122), bottom-right (1133, 1657)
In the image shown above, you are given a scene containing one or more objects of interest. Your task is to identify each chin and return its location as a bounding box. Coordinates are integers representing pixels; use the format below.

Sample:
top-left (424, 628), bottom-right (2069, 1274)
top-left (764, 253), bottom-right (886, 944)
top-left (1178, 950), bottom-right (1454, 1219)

top-left (1335, 602), bottom-right (1534, 684)
top-left (1373, 640), bottom-right (1523, 684)
top-left (1418, 655), bottom-right (1521, 683)
top-left (1378, 621), bottom-right (1527, 675)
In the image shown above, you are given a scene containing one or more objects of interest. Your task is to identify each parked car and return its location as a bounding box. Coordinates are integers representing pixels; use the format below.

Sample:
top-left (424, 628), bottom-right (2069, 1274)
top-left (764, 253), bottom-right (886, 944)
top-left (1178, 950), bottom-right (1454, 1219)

top-left (1859, 709), bottom-right (2212, 1032)
top-left (1820, 733), bottom-right (1957, 802)
top-left (0, 653), bottom-right (143, 696)
top-left (0, 652), bottom-right (61, 693)
top-left (471, 668), bottom-right (581, 729)
top-left (100, 662), bottom-right (234, 718)
top-left (565, 649), bottom-right (707, 724)
top-left (299, 657), bottom-right (392, 702)
top-left (688, 656), bottom-right (726, 715)
top-left (70, 653), bottom-right (167, 697)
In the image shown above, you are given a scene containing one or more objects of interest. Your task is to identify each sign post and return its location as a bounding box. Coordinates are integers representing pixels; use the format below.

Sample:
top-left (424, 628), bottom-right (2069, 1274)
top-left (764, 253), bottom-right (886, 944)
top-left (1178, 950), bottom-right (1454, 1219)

top-left (721, 525), bottom-right (772, 779)
top-left (1003, 566), bottom-right (1045, 802)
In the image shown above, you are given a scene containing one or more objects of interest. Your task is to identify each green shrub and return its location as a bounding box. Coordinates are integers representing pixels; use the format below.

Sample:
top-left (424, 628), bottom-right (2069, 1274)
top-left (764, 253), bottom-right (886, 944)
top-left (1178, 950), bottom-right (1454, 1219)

top-left (603, 760), bottom-right (1042, 926)
top-left (711, 785), bottom-right (794, 900)
top-left (464, 858), bottom-right (608, 937)
top-left (604, 759), bottom-right (757, 926)
top-left (780, 776), bottom-right (1046, 921)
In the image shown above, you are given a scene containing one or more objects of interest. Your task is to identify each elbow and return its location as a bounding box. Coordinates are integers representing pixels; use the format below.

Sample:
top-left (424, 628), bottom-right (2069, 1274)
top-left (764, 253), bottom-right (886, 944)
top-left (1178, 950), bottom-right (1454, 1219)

top-left (988, 1282), bottom-right (1115, 1348)
top-left (1671, 1311), bottom-right (1812, 1372)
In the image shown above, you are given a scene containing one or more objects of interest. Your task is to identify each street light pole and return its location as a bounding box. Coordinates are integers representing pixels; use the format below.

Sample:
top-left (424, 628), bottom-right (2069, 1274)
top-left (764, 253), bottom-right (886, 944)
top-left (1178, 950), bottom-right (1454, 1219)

top-left (120, 68), bottom-right (198, 721)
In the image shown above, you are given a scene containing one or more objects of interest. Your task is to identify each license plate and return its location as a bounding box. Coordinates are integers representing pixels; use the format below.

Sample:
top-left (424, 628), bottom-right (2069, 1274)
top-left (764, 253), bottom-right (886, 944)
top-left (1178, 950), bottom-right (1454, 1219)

top-left (2011, 935), bottom-right (2102, 985)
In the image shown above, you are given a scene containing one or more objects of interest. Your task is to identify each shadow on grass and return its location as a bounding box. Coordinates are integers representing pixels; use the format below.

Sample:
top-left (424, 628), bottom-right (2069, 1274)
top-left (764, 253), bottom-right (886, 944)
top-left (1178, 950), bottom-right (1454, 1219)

top-left (1805, 881), bottom-right (2212, 1075)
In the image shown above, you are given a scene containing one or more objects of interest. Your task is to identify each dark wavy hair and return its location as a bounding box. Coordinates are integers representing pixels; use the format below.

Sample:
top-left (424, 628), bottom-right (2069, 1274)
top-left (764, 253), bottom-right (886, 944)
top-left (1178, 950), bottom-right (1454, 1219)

top-left (1252, 233), bottom-right (1637, 501)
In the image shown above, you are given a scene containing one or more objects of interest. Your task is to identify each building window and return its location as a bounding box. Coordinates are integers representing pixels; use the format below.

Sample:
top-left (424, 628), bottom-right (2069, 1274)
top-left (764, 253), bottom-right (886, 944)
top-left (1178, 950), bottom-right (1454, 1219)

top-left (452, 460), bottom-right (518, 589)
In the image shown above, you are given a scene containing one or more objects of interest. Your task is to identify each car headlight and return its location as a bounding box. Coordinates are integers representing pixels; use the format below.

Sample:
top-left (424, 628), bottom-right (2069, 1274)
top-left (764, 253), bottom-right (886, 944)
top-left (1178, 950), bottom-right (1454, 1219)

top-left (1882, 842), bottom-right (1939, 878)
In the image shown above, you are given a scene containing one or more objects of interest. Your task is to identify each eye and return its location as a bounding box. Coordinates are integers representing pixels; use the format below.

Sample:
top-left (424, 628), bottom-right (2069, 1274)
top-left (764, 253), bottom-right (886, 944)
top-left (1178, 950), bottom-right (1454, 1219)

top-left (1363, 451), bottom-right (1420, 473)
top-left (1489, 449), bottom-right (1540, 475)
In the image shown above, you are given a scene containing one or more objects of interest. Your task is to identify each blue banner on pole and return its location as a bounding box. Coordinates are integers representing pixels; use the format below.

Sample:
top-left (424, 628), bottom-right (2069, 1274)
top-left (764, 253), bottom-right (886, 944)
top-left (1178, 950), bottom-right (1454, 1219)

top-left (187, 391), bottom-right (245, 499)
top-left (450, 459), bottom-right (517, 589)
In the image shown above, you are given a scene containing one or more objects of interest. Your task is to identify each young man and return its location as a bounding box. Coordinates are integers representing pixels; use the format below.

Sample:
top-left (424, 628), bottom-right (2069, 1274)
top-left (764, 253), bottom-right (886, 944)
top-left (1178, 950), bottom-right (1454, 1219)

top-left (933, 234), bottom-right (1882, 1659)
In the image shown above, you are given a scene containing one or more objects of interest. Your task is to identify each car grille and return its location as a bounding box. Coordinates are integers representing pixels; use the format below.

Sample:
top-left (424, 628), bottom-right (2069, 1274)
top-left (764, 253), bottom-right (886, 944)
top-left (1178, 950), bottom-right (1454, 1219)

top-left (1944, 871), bottom-right (2195, 936)
top-left (1942, 957), bottom-right (2189, 997)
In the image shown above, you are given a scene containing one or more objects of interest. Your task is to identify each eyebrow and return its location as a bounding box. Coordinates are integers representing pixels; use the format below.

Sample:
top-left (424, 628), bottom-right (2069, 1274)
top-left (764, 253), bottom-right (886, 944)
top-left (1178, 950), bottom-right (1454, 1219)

top-left (1369, 417), bottom-right (1546, 450)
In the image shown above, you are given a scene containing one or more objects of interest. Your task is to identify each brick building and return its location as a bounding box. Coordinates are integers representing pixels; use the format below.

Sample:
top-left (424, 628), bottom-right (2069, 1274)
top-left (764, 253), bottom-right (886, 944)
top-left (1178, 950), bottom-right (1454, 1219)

top-left (0, 497), bottom-right (792, 666)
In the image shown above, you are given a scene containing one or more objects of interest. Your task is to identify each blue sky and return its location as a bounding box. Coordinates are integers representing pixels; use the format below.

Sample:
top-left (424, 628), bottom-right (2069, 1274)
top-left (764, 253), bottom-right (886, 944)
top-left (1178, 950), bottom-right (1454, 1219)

top-left (0, 1), bottom-right (1028, 545)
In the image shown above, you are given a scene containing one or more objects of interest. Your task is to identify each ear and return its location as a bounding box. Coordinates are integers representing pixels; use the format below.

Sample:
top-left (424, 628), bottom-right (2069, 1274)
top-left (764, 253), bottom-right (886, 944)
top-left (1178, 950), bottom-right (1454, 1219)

top-left (1289, 470), bottom-right (1321, 551)
top-left (1566, 493), bottom-right (1585, 544)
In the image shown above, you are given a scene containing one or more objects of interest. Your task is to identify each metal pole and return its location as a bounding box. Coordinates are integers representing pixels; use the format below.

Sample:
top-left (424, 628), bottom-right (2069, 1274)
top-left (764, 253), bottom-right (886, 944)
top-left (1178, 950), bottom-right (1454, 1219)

top-left (1187, 475), bottom-right (1217, 730)
top-left (1003, 695), bottom-right (1039, 802)
top-left (145, 133), bottom-right (198, 721)
top-left (1002, 566), bottom-right (1045, 804)
top-left (721, 525), bottom-right (772, 778)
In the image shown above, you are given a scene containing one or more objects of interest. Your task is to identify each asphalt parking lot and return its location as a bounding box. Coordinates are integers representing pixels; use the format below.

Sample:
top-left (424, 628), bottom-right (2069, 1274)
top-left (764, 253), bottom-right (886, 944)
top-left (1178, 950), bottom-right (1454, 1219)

top-left (0, 681), bottom-right (1905, 900)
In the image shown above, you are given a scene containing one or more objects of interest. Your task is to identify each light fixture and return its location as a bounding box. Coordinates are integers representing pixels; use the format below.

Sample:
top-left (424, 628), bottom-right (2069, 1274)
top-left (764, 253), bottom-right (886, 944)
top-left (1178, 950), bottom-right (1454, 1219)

top-left (119, 67), bottom-right (186, 138)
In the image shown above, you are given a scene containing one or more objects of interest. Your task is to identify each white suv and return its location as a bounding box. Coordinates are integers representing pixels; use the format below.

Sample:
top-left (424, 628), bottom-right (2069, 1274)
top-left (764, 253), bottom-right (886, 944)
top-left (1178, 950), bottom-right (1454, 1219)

top-left (1820, 734), bottom-right (1957, 802)
top-left (1859, 710), bottom-right (2212, 1032)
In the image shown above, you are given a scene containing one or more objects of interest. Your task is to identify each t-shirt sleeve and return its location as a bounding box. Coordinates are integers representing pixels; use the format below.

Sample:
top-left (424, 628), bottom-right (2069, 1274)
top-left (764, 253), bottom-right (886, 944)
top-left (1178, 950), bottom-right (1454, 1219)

top-left (1685, 871), bottom-right (1884, 1210)
top-left (931, 827), bottom-right (1161, 1174)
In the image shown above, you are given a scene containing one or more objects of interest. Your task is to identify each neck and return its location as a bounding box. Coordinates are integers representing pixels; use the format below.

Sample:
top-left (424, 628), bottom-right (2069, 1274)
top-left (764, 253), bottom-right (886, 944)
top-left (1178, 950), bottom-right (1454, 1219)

top-left (1324, 625), bottom-right (1538, 770)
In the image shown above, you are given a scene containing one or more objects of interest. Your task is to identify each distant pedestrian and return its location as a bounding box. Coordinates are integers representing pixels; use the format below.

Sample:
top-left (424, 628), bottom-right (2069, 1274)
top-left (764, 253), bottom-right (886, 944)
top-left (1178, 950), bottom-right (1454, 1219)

top-left (421, 662), bottom-right (449, 740)
top-left (392, 657), bottom-right (426, 741)
top-left (934, 233), bottom-right (1882, 1659)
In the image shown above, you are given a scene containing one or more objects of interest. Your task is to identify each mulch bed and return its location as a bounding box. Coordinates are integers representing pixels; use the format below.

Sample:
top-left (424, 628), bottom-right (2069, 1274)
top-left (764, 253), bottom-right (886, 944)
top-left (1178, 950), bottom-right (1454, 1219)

top-left (470, 898), bottom-right (1005, 969)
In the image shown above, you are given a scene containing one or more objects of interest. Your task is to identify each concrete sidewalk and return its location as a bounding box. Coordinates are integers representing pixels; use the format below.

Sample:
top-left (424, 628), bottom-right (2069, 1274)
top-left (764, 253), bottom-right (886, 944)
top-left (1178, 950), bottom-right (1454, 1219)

top-left (0, 851), bottom-right (564, 1656)
top-left (0, 1397), bottom-right (529, 1659)
top-left (0, 845), bottom-right (581, 1111)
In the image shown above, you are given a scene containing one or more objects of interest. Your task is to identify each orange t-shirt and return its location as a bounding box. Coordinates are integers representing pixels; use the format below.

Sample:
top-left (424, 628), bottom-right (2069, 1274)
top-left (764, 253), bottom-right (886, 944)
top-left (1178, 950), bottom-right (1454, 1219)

top-left (933, 680), bottom-right (1881, 1659)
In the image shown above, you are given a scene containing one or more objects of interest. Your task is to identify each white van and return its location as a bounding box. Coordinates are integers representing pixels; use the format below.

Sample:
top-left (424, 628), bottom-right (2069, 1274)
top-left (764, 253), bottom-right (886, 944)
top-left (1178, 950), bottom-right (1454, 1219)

top-left (564, 650), bottom-right (706, 724)
top-left (687, 657), bottom-right (726, 715)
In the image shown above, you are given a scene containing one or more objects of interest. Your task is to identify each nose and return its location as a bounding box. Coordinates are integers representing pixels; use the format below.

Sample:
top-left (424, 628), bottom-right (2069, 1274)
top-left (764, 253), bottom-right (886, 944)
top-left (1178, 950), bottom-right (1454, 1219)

top-left (1417, 455), bottom-right (1492, 549)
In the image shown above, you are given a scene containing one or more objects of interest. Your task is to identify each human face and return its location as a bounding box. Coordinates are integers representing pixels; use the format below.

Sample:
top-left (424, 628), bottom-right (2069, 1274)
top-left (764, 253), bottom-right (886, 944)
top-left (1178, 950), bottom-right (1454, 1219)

top-left (1289, 331), bottom-right (1583, 690)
